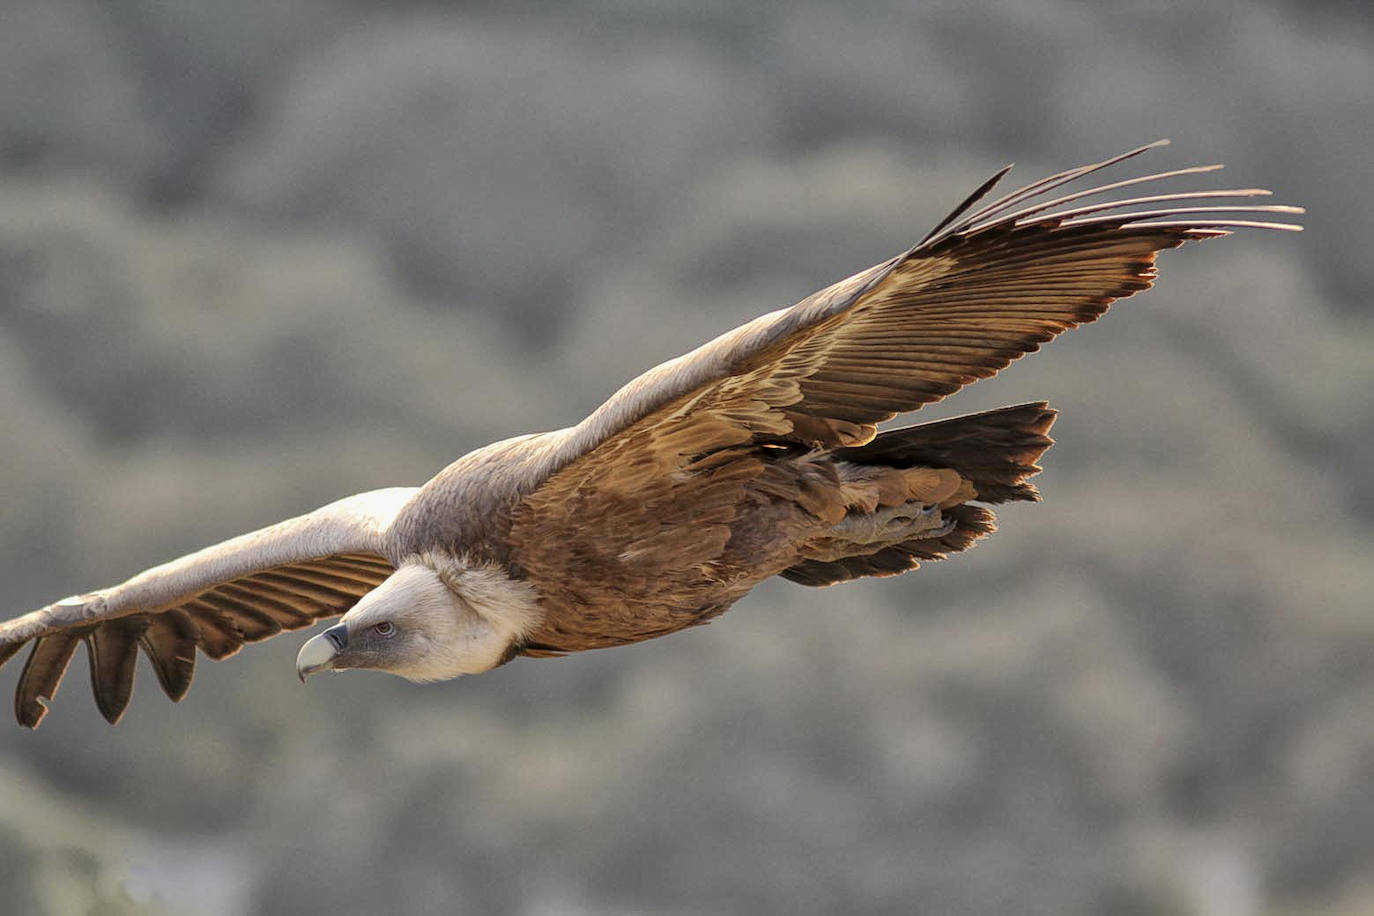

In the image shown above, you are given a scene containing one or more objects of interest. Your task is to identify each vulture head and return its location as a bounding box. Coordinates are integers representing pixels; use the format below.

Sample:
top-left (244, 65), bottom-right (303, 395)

top-left (295, 562), bottom-right (523, 683)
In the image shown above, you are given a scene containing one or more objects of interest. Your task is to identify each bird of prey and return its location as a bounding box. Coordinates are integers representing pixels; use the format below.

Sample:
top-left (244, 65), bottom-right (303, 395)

top-left (0, 141), bottom-right (1301, 727)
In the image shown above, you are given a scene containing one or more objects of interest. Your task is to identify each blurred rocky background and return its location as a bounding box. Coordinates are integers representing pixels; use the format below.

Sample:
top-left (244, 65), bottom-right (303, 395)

top-left (0, 1), bottom-right (1370, 914)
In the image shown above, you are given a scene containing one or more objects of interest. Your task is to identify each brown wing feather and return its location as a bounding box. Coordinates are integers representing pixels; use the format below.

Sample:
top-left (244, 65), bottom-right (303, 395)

top-left (138, 610), bottom-right (198, 702)
top-left (15, 633), bottom-right (82, 728)
top-left (85, 617), bottom-right (147, 724)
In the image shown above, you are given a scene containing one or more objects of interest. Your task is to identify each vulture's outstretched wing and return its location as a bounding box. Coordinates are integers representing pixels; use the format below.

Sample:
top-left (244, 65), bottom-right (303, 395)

top-left (511, 141), bottom-right (1300, 636)
top-left (1, 487), bottom-right (415, 726)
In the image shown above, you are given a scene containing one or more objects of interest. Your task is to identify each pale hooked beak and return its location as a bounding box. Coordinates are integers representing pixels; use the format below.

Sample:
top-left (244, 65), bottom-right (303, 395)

top-left (295, 623), bottom-right (349, 682)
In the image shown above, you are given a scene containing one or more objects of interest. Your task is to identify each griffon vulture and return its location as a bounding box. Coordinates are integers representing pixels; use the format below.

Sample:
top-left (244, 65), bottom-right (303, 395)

top-left (0, 141), bottom-right (1301, 727)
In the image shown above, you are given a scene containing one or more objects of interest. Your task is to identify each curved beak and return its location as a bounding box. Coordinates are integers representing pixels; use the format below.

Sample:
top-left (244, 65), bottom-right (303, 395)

top-left (296, 623), bottom-right (348, 682)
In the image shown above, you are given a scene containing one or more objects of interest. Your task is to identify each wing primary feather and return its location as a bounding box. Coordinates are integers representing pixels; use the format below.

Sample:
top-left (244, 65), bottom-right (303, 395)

top-left (1120, 218), bottom-right (1304, 232)
top-left (1023, 188), bottom-right (1273, 223)
top-left (1060, 209), bottom-right (1304, 229)
top-left (139, 610), bottom-right (198, 701)
top-left (917, 163), bottom-right (1015, 246)
top-left (85, 617), bottom-right (147, 724)
top-left (978, 164), bottom-right (1226, 230)
top-left (15, 633), bottom-right (82, 728)
top-left (930, 139), bottom-right (1171, 245)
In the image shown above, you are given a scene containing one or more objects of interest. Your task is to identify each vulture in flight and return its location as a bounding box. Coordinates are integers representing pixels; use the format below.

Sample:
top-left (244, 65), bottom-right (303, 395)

top-left (0, 141), bottom-right (1301, 727)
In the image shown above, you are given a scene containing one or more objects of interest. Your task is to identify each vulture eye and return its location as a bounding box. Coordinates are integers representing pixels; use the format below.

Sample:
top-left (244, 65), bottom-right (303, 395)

top-left (372, 621), bottom-right (396, 638)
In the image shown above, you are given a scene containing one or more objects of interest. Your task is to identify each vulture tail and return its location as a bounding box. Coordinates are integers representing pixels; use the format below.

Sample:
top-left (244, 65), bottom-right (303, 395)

top-left (779, 402), bottom-right (1056, 587)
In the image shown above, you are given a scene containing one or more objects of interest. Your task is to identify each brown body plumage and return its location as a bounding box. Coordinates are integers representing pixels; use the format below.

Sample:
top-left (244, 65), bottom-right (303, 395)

top-left (0, 141), bottom-right (1301, 727)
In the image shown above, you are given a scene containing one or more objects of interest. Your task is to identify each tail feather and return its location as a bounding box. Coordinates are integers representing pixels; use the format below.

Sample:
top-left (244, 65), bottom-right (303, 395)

top-left (831, 401), bottom-right (1056, 503)
top-left (780, 403), bottom-right (1054, 588)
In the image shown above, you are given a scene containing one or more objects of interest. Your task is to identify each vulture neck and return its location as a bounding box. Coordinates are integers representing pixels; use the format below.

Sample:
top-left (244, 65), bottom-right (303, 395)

top-left (420, 551), bottom-right (544, 667)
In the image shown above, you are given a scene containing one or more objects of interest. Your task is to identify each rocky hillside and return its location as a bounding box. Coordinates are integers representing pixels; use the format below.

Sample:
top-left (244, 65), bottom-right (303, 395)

top-left (1, 3), bottom-right (1370, 914)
